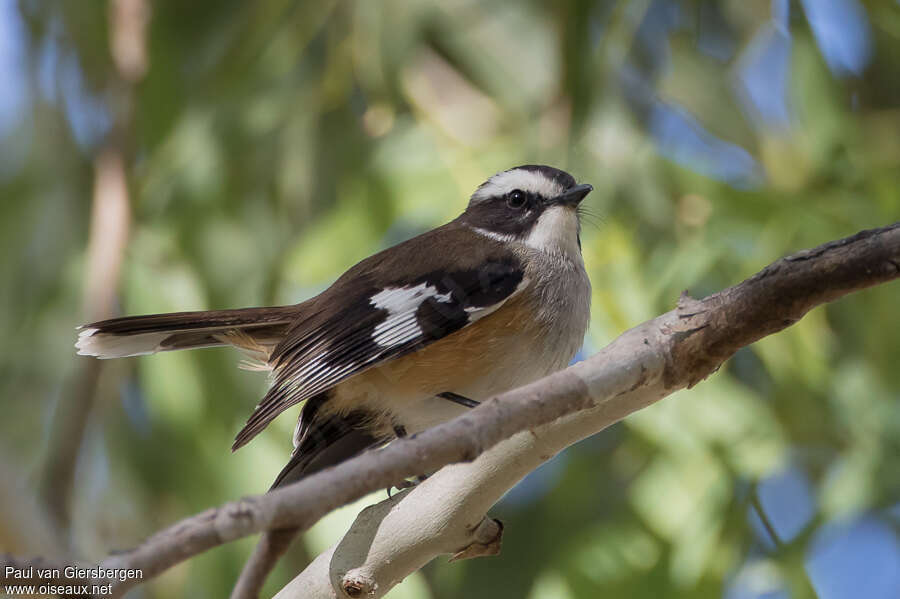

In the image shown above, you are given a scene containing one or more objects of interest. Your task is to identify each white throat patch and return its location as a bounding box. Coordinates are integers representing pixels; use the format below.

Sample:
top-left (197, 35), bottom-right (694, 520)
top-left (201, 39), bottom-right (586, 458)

top-left (525, 206), bottom-right (582, 258)
top-left (471, 168), bottom-right (565, 204)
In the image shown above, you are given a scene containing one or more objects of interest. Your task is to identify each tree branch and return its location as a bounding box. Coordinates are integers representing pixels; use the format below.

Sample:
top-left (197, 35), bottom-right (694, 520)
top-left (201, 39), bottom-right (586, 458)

top-left (3, 223), bottom-right (897, 598)
top-left (274, 225), bottom-right (900, 598)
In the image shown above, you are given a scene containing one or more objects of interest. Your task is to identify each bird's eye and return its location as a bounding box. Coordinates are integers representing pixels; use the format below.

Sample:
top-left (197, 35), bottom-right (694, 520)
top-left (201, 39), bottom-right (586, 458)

top-left (506, 190), bottom-right (527, 209)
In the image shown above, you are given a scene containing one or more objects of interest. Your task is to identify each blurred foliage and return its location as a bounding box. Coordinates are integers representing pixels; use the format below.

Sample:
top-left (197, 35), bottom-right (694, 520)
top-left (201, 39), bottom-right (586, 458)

top-left (1, 0), bottom-right (899, 598)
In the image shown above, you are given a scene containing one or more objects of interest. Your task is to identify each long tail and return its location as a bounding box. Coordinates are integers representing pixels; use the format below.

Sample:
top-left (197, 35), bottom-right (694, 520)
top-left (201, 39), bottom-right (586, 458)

top-left (75, 306), bottom-right (299, 359)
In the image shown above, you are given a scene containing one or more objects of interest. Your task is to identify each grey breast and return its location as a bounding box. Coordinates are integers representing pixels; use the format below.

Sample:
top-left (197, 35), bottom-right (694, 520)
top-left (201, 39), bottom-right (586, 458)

top-left (522, 249), bottom-right (592, 373)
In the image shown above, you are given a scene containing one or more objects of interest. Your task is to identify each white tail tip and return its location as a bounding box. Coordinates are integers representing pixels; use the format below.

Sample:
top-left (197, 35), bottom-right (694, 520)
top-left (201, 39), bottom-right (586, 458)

top-left (75, 327), bottom-right (166, 359)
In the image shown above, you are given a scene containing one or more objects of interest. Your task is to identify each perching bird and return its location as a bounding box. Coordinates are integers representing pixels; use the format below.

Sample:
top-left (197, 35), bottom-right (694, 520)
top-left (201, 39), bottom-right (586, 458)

top-left (76, 165), bottom-right (592, 488)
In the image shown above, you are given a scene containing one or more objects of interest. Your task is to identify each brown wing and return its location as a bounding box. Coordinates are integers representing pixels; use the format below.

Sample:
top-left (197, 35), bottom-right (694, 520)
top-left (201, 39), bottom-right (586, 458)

top-left (231, 222), bottom-right (526, 449)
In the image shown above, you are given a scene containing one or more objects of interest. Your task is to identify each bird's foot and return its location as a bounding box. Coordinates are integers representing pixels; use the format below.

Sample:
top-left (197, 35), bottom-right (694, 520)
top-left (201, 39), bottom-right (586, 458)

top-left (437, 391), bottom-right (480, 409)
top-left (386, 473), bottom-right (429, 497)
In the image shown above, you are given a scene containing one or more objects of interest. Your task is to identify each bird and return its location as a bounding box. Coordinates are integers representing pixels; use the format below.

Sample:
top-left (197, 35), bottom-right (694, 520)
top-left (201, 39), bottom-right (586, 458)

top-left (75, 165), bottom-right (593, 489)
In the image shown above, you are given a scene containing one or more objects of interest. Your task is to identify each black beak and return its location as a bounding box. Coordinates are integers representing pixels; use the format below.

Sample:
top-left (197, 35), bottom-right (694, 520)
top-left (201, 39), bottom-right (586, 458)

top-left (557, 183), bottom-right (593, 207)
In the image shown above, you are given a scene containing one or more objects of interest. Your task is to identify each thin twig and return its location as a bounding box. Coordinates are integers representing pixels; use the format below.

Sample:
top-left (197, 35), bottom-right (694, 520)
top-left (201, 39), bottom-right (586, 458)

top-left (231, 528), bottom-right (300, 599)
top-left (750, 487), bottom-right (784, 549)
top-left (38, 0), bottom-right (147, 531)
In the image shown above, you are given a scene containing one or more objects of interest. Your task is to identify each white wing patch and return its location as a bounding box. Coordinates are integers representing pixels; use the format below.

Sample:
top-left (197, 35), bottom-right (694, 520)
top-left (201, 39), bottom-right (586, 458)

top-left (370, 283), bottom-right (453, 348)
top-left (471, 168), bottom-right (565, 204)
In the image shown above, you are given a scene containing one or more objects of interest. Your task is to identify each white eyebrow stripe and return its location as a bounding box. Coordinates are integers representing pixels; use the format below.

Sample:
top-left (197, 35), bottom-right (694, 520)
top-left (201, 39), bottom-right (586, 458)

top-left (471, 169), bottom-right (565, 203)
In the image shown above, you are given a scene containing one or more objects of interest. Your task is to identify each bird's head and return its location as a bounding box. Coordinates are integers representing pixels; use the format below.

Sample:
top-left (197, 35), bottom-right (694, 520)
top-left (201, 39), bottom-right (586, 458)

top-left (462, 165), bottom-right (593, 257)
